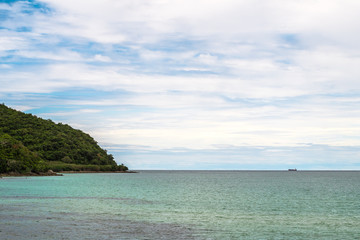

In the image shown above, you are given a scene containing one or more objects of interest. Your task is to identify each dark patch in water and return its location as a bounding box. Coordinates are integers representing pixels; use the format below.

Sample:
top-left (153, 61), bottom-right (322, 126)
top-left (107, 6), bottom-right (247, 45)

top-left (0, 211), bottom-right (201, 240)
top-left (0, 205), bottom-right (208, 240)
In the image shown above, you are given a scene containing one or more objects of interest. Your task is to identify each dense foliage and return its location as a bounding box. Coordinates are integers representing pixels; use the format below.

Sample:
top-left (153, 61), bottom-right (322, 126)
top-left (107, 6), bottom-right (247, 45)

top-left (0, 104), bottom-right (128, 173)
top-left (0, 133), bottom-right (48, 173)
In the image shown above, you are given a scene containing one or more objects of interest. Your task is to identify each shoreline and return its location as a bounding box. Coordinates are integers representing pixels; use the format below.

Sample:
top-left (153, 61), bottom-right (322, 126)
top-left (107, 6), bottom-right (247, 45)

top-left (0, 170), bottom-right (137, 177)
top-left (0, 170), bottom-right (63, 177)
top-left (60, 170), bottom-right (138, 174)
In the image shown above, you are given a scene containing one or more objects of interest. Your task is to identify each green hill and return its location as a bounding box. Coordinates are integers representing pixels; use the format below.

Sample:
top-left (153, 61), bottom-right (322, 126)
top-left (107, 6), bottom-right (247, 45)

top-left (0, 104), bottom-right (128, 174)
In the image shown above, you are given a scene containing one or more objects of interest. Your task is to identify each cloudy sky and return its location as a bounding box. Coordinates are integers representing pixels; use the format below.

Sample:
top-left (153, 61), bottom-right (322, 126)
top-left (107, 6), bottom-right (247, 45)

top-left (1, 0), bottom-right (360, 170)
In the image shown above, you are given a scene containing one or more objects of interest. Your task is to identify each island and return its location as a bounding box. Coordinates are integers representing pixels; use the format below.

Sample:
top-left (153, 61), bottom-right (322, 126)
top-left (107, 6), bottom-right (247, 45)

top-left (0, 104), bottom-right (129, 176)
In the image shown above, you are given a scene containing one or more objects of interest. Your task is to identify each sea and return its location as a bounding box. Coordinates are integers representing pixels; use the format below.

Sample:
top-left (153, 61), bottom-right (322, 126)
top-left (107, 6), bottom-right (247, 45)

top-left (1, 171), bottom-right (359, 239)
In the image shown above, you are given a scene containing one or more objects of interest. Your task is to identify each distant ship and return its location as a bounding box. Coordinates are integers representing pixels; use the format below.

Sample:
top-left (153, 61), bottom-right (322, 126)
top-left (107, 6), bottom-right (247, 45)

top-left (288, 168), bottom-right (297, 171)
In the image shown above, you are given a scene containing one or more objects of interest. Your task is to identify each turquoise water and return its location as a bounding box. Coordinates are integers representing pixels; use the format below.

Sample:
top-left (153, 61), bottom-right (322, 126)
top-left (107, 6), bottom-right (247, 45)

top-left (1, 171), bottom-right (360, 239)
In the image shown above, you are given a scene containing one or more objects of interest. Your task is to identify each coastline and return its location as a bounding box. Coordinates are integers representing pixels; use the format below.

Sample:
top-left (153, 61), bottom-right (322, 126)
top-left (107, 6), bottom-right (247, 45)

top-left (59, 170), bottom-right (138, 174)
top-left (0, 170), bottom-right (137, 177)
top-left (0, 170), bottom-right (63, 177)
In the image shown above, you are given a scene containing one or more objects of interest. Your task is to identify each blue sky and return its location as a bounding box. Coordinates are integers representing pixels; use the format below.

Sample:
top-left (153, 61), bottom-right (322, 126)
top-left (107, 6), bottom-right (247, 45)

top-left (1, 0), bottom-right (360, 170)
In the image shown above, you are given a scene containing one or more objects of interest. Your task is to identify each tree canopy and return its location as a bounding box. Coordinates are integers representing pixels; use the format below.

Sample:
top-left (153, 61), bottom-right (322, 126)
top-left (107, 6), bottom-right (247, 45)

top-left (0, 104), bottom-right (128, 174)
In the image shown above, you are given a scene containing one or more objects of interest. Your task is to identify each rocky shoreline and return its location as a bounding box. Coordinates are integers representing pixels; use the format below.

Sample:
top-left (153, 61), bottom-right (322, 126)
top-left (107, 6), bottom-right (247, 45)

top-left (0, 170), bottom-right (137, 177)
top-left (0, 170), bottom-right (63, 177)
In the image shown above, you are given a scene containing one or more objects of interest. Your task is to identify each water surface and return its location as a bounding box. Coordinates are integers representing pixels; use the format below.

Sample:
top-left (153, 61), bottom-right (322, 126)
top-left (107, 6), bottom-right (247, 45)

top-left (1, 171), bottom-right (359, 239)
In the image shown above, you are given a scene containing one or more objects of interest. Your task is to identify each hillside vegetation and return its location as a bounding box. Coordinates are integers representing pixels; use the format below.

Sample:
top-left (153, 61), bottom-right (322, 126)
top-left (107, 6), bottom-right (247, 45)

top-left (0, 104), bottom-right (128, 174)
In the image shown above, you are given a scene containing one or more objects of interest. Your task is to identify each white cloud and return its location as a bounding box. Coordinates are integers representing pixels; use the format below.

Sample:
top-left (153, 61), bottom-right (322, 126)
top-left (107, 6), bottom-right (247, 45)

top-left (0, 34), bottom-right (28, 51)
top-left (17, 49), bottom-right (83, 61)
top-left (196, 53), bottom-right (218, 66)
top-left (92, 54), bottom-right (111, 62)
top-left (27, 0), bottom-right (357, 49)
top-left (0, 64), bottom-right (11, 69)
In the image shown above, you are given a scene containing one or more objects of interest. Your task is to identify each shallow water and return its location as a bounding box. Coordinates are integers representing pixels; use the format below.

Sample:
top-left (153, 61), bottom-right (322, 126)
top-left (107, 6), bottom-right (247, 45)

top-left (1, 171), bottom-right (360, 239)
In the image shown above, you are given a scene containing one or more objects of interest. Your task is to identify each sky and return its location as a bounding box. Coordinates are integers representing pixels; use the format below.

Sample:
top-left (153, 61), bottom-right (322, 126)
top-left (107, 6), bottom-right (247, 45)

top-left (1, 0), bottom-right (360, 170)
